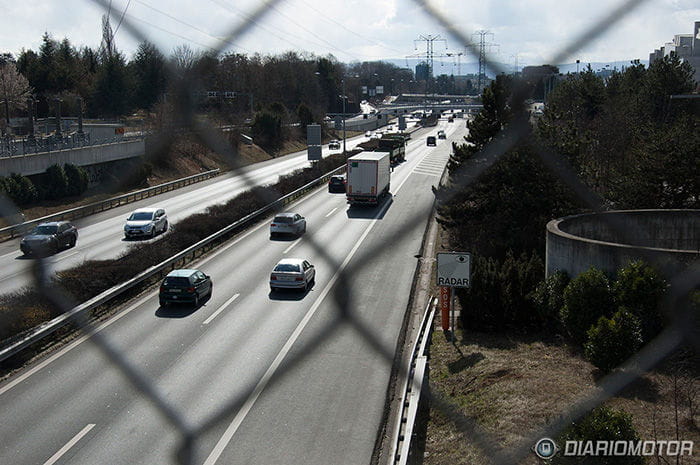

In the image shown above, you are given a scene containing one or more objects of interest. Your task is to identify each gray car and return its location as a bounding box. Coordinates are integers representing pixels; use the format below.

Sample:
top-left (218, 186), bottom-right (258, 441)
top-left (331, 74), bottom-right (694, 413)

top-left (124, 207), bottom-right (168, 239)
top-left (269, 212), bottom-right (306, 238)
top-left (20, 221), bottom-right (78, 255)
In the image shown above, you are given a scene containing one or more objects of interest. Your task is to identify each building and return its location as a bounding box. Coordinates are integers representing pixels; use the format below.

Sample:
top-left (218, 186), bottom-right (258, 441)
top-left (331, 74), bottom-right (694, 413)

top-left (415, 62), bottom-right (430, 81)
top-left (649, 21), bottom-right (700, 85)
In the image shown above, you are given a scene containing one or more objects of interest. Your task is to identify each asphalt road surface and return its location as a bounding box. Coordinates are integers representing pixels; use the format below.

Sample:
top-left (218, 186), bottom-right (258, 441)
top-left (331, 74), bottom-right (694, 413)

top-left (0, 118), bottom-right (465, 465)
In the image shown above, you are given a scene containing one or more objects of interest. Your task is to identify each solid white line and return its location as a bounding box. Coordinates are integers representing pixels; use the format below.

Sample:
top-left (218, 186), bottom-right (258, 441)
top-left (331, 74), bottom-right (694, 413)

top-left (0, 292), bottom-right (156, 397)
top-left (202, 164), bottom-right (417, 465)
top-left (282, 239), bottom-right (301, 255)
top-left (325, 207), bottom-right (338, 218)
top-left (43, 423), bottom-right (95, 465)
top-left (0, 250), bottom-right (20, 260)
top-left (203, 294), bottom-right (240, 325)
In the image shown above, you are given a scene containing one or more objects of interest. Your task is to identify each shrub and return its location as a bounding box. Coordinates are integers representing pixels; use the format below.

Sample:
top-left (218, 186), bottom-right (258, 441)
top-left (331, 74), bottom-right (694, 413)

top-left (613, 260), bottom-right (667, 343)
top-left (531, 270), bottom-right (570, 329)
top-left (63, 163), bottom-right (89, 196)
top-left (584, 308), bottom-right (643, 372)
top-left (561, 267), bottom-right (615, 345)
top-left (458, 251), bottom-right (544, 331)
top-left (4, 173), bottom-right (38, 206)
top-left (554, 406), bottom-right (643, 465)
top-left (42, 164), bottom-right (69, 200)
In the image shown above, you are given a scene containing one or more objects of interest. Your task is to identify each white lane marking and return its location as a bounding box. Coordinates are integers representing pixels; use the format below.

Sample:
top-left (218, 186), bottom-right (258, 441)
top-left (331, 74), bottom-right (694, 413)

top-left (0, 292), bottom-right (155, 396)
top-left (54, 251), bottom-right (80, 262)
top-left (203, 168), bottom-right (417, 465)
top-left (0, 249), bottom-right (21, 260)
top-left (203, 294), bottom-right (240, 326)
top-left (43, 423), bottom-right (95, 465)
top-left (325, 207), bottom-right (338, 218)
top-left (282, 239), bottom-right (301, 255)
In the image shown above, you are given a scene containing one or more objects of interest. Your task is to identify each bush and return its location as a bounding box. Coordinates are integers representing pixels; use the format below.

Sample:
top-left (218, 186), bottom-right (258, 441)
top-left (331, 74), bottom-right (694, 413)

top-left (4, 173), bottom-right (38, 206)
top-left (42, 164), bottom-right (69, 200)
top-left (613, 260), bottom-right (667, 343)
top-left (561, 267), bottom-right (615, 345)
top-left (63, 163), bottom-right (89, 196)
top-left (554, 406), bottom-right (643, 465)
top-left (584, 308), bottom-right (643, 372)
top-left (531, 270), bottom-right (570, 328)
top-left (458, 251), bottom-right (544, 331)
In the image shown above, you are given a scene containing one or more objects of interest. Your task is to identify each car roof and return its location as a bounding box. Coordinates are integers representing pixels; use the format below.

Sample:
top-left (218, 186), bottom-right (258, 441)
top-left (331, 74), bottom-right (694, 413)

top-left (275, 258), bottom-right (305, 266)
top-left (165, 269), bottom-right (199, 277)
top-left (37, 221), bottom-right (69, 227)
top-left (274, 212), bottom-right (298, 218)
top-left (131, 207), bottom-right (160, 213)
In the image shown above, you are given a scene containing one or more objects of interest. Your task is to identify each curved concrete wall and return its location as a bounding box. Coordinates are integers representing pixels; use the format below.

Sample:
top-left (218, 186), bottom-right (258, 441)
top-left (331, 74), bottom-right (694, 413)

top-left (546, 210), bottom-right (700, 278)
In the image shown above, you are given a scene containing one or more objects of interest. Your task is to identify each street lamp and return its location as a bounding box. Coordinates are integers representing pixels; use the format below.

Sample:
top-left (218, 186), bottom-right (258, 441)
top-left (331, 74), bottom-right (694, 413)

top-left (341, 78), bottom-right (346, 153)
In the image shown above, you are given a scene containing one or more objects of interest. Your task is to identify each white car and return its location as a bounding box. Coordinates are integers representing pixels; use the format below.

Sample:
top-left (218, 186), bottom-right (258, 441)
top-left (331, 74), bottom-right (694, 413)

top-left (269, 212), bottom-right (306, 238)
top-left (328, 140), bottom-right (341, 150)
top-left (270, 258), bottom-right (315, 292)
top-left (124, 207), bottom-right (168, 239)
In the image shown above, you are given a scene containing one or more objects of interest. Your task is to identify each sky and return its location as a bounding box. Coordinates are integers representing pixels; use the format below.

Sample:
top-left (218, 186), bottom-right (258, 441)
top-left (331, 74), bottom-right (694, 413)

top-left (1, 0), bottom-right (698, 71)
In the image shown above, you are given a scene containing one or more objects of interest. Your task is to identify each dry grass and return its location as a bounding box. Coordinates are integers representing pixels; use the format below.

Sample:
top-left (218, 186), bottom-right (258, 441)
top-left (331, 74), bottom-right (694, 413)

top-left (421, 229), bottom-right (699, 465)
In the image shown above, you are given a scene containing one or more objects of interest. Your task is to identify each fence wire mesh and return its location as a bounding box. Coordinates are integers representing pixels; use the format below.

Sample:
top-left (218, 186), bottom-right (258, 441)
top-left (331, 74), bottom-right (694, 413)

top-left (1, 0), bottom-right (697, 464)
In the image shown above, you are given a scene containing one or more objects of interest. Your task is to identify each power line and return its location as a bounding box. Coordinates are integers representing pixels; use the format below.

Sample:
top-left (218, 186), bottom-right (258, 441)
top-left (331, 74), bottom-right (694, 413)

top-left (113, 0), bottom-right (132, 36)
top-left (132, 0), bottom-right (251, 54)
top-left (295, 0), bottom-right (407, 56)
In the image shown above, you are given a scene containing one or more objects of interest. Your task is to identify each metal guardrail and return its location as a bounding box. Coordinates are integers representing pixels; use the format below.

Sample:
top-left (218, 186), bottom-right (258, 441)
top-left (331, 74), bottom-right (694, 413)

top-left (0, 164), bottom-right (345, 362)
top-left (392, 296), bottom-right (437, 465)
top-left (0, 169), bottom-right (221, 240)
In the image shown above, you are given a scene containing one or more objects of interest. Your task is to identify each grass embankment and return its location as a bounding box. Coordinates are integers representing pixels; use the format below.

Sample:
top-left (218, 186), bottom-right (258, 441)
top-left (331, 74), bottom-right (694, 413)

top-left (420, 231), bottom-right (698, 465)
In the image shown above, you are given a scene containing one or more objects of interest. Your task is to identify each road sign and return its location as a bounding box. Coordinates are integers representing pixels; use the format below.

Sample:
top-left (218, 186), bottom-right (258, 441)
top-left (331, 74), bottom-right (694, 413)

top-left (307, 145), bottom-right (321, 161)
top-left (437, 252), bottom-right (471, 288)
top-left (306, 124), bottom-right (321, 145)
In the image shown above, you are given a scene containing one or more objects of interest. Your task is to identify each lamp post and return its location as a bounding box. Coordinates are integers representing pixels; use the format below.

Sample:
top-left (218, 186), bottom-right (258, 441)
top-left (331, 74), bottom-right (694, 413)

top-left (341, 78), bottom-right (346, 153)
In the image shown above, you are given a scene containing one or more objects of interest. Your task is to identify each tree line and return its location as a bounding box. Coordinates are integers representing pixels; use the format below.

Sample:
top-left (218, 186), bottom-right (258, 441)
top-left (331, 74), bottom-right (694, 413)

top-left (2, 33), bottom-right (427, 126)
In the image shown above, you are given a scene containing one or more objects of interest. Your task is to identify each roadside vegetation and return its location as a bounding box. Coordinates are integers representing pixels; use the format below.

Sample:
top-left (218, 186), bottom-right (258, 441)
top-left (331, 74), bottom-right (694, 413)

top-left (427, 55), bottom-right (699, 463)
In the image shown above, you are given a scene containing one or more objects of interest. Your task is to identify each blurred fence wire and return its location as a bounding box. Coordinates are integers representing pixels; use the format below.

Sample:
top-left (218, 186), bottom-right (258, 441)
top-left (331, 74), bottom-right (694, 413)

top-left (1, 0), bottom-right (697, 464)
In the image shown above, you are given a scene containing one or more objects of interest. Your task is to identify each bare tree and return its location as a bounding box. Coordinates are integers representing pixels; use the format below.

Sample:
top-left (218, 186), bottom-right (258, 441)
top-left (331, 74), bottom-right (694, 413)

top-left (0, 62), bottom-right (33, 133)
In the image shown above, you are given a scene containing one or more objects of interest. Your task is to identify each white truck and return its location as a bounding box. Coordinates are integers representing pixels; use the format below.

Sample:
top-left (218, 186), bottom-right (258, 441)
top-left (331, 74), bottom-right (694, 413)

top-left (346, 151), bottom-right (391, 206)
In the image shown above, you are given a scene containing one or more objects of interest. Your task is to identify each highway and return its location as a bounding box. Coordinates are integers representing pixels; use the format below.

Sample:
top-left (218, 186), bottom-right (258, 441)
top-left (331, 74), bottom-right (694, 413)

top-left (0, 118), bottom-right (465, 464)
top-left (0, 134), bottom-right (374, 294)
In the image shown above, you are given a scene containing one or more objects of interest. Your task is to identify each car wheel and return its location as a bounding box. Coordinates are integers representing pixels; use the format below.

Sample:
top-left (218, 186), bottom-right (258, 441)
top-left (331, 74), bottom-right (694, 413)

top-left (194, 293), bottom-right (200, 307)
top-left (150, 228), bottom-right (156, 239)
top-left (208, 283), bottom-right (213, 299)
top-left (302, 223), bottom-right (306, 234)
top-left (69, 235), bottom-right (76, 248)
top-left (162, 221), bottom-right (168, 233)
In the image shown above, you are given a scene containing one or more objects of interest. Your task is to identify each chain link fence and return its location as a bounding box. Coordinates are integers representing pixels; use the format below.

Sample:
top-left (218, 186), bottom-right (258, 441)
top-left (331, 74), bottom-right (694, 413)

top-left (1, 0), bottom-right (697, 464)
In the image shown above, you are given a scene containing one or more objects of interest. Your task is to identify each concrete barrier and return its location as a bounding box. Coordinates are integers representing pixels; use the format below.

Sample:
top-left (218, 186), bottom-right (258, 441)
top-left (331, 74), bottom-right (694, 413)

top-left (0, 139), bottom-right (145, 177)
top-left (546, 210), bottom-right (700, 278)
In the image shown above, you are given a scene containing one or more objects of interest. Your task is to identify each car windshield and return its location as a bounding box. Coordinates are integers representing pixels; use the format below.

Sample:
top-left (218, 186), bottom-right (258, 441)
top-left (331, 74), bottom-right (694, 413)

top-left (128, 212), bottom-right (154, 221)
top-left (273, 216), bottom-right (293, 224)
top-left (274, 263), bottom-right (300, 272)
top-left (31, 225), bottom-right (57, 235)
top-left (163, 277), bottom-right (190, 286)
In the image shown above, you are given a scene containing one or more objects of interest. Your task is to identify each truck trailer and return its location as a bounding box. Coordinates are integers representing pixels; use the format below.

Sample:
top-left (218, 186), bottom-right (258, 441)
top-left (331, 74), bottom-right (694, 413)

top-left (356, 135), bottom-right (407, 165)
top-left (346, 152), bottom-right (391, 206)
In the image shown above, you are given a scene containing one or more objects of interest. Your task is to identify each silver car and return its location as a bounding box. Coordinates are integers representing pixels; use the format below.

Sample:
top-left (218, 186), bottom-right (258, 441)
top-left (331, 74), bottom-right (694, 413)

top-left (270, 258), bottom-right (315, 292)
top-left (124, 207), bottom-right (168, 239)
top-left (269, 212), bottom-right (306, 238)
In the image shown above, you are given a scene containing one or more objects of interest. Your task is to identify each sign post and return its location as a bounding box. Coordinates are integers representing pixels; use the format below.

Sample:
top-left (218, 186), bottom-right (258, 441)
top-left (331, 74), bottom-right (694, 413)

top-left (437, 252), bottom-right (471, 340)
